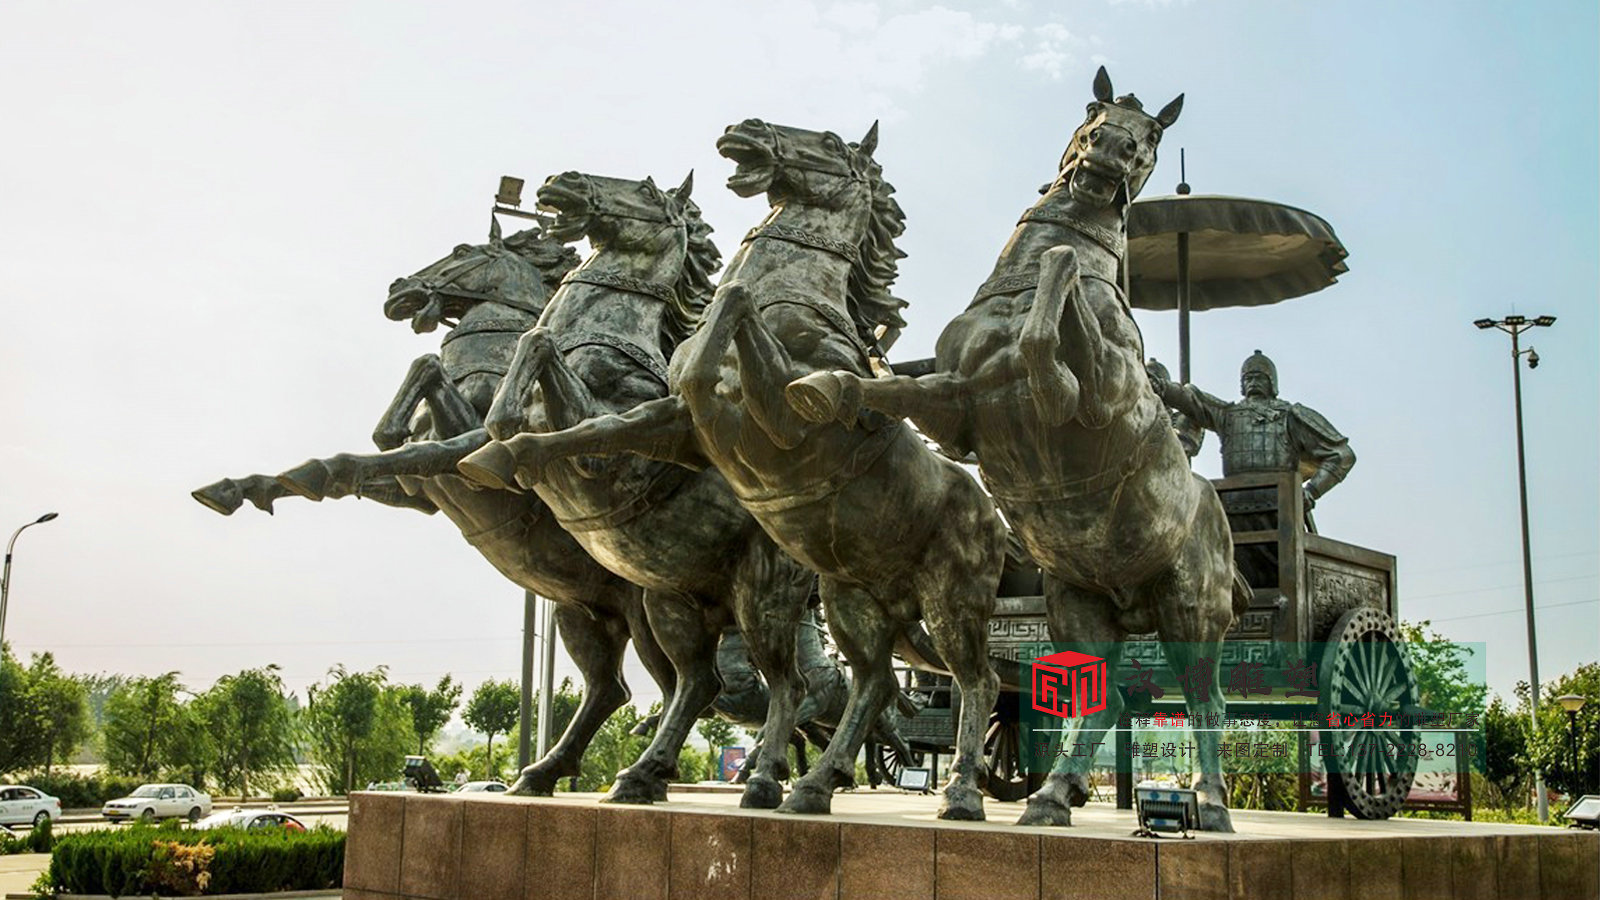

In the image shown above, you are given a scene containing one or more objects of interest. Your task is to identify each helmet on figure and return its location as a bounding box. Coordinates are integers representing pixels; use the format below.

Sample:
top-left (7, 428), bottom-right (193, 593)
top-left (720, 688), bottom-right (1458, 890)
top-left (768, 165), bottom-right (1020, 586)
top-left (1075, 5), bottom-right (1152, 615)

top-left (1240, 350), bottom-right (1278, 399)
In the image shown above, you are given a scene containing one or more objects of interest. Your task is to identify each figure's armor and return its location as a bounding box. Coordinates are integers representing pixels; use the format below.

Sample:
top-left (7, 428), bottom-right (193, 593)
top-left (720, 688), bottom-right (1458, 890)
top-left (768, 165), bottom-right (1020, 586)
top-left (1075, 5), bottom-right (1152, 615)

top-left (1216, 399), bottom-right (1298, 475)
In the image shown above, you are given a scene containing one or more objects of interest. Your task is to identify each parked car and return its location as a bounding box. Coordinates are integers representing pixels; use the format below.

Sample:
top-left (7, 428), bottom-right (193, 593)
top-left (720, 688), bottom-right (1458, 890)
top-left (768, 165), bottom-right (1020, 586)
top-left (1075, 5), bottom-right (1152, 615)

top-left (454, 781), bottom-right (509, 793)
top-left (191, 807), bottom-right (307, 832)
top-left (0, 785), bottom-right (61, 828)
top-left (101, 784), bottom-right (212, 822)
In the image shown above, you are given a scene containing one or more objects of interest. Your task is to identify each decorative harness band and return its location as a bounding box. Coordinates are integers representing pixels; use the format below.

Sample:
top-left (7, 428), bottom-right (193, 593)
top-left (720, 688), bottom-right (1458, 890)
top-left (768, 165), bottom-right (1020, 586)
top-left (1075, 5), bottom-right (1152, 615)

top-left (559, 268), bottom-right (677, 305)
top-left (982, 412), bottom-right (1169, 503)
top-left (1016, 208), bottom-right (1125, 259)
top-left (734, 420), bottom-right (904, 514)
top-left (744, 223), bottom-right (862, 266)
top-left (555, 330), bottom-right (670, 386)
top-left (971, 268), bottom-right (1125, 307)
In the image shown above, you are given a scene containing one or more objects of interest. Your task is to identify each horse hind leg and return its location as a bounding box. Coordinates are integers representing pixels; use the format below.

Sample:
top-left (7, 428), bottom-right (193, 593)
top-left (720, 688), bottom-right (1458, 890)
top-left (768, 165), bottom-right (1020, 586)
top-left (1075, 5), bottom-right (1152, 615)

top-left (511, 599), bottom-right (631, 796)
top-left (1019, 579), bottom-right (1127, 827)
top-left (730, 543), bottom-right (813, 809)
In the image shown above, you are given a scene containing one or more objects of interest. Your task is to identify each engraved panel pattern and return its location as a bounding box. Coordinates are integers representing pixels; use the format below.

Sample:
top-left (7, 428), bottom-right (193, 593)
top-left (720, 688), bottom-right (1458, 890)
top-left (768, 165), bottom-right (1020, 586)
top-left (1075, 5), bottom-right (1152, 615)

top-left (1307, 558), bottom-right (1387, 638)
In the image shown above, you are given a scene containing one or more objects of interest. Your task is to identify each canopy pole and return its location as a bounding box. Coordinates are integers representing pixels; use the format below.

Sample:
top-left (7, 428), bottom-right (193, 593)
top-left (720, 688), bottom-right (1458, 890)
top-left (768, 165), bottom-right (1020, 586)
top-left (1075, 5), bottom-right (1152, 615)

top-left (1177, 232), bottom-right (1191, 382)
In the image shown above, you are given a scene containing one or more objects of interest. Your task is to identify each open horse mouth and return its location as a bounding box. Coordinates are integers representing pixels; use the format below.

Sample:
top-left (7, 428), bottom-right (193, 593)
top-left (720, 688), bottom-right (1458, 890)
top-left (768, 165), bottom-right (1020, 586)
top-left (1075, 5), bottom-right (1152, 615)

top-left (535, 181), bottom-right (592, 242)
top-left (1068, 160), bottom-right (1125, 208)
top-left (717, 131), bottom-right (776, 197)
top-left (385, 278), bottom-right (446, 333)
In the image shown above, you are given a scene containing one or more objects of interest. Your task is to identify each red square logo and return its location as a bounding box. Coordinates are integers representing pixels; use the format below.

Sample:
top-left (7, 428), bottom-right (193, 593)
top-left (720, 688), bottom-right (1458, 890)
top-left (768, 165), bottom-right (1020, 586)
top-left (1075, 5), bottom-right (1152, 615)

top-left (1031, 650), bottom-right (1108, 718)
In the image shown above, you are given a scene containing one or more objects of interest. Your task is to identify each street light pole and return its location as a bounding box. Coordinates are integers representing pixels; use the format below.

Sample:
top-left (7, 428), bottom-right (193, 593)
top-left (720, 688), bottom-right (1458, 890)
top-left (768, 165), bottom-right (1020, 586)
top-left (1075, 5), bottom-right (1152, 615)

top-left (1474, 314), bottom-right (1555, 821)
top-left (1, 512), bottom-right (60, 651)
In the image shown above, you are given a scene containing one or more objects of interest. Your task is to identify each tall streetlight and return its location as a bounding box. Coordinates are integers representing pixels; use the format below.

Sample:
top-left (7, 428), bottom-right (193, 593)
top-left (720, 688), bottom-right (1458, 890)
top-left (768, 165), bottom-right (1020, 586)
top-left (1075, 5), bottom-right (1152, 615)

top-left (1474, 313), bottom-right (1556, 820)
top-left (1, 512), bottom-right (61, 650)
top-left (1557, 694), bottom-right (1590, 795)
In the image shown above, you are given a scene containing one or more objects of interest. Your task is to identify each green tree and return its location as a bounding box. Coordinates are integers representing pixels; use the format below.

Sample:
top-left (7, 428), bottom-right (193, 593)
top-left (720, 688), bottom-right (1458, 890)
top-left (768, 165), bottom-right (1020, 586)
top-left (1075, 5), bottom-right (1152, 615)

top-left (1524, 663), bottom-right (1600, 800)
top-left (0, 644), bottom-right (42, 773)
top-left (464, 680), bottom-right (520, 780)
top-left (103, 673), bottom-right (191, 780)
top-left (572, 702), bottom-right (649, 792)
top-left (195, 665), bottom-right (297, 798)
top-left (25, 653), bottom-right (90, 776)
top-left (1481, 694), bottom-right (1529, 811)
top-left (303, 666), bottom-right (414, 795)
top-left (1397, 620), bottom-right (1489, 715)
top-left (400, 675), bottom-right (461, 756)
top-left (697, 717), bottom-right (738, 770)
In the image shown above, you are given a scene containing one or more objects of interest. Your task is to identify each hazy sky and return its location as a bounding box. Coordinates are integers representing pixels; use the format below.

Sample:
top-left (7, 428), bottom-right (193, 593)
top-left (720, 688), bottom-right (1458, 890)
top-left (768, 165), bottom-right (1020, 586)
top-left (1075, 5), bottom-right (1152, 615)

top-left (2, 1), bottom-right (1595, 715)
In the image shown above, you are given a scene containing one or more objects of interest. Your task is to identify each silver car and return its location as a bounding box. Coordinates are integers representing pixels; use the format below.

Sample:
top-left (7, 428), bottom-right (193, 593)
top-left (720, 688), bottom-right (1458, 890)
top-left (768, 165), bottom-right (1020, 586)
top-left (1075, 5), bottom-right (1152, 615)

top-left (101, 784), bottom-right (212, 822)
top-left (0, 785), bottom-right (62, 828)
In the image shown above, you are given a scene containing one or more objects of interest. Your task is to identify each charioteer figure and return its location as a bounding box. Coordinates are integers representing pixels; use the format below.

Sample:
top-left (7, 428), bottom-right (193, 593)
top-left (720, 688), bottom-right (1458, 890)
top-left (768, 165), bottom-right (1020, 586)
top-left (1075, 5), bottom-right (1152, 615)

top-left (1149, 349), bottom-right (1354, 533)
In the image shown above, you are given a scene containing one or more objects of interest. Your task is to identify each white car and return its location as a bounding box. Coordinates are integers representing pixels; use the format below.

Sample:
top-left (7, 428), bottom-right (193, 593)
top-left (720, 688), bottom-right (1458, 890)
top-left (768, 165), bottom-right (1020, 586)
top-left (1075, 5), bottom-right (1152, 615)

top-left (454, 781), bottom-right (509, 793)
top-left (0, 785), bottom-right (62, 829)
top-left (101, 784), bottom-right (212, 823)
top-left (192, 808), bottom-right (307, 832)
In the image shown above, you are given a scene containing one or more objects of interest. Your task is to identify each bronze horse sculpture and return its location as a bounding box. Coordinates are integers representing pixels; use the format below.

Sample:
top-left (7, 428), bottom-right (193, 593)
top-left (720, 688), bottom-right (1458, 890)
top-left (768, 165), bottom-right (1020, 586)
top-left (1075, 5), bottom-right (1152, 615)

top-left (192, 227), bottom-right (678, 796)
top-left (461, 123), bottom-right (1008, 821)
top-left (786, 68), bottom-right (1247, 830)
top-left (458, 171), bottom-right (818, 809)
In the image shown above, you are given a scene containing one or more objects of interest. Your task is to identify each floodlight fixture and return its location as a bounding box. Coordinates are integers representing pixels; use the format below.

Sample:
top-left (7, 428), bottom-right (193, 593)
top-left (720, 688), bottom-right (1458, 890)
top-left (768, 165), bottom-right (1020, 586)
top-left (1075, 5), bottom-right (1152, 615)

top-left (896, 767), bottom-right (933, 793)
top-left (1534, 315), bottom-right (1557, 327)
top-left (496, 176), bottom-right (526, 208)
top-left (1502, 314), bottom-right (1526, 326)
top-left (1474, 318), bottom-right (1496, 329)
top-left (1133, 781), bottom-right (1199, 838)
top-left (1563, 795), bottom-right (1600, 830)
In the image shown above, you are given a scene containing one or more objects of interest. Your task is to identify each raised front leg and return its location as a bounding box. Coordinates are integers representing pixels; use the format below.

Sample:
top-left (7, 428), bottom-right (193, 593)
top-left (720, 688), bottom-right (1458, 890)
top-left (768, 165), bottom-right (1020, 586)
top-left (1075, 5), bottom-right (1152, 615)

top-left (788, 370), bottom-right (975, 457)
top-left (726, 296), bottom-right (815, 450)
top-left (373, 354), bottom-right (482, 450)
top-left (277, 430), bottom-right (491, 501)
top-left (512, 598), bottom-right (632, 796)
top-left (458, 396), bottom-right (701, 491)
top-left (1019, 245), bottom-right (1083, 427)
top-left (192, 474), bottom-right (298, 515)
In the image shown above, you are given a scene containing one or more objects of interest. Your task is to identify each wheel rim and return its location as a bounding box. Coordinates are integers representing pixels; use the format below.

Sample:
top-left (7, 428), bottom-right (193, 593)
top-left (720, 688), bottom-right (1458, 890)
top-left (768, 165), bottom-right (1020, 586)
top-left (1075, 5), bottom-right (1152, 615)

top-left (876, 741), bottom-right (924, 786)
top-left (1318, 607), bottom-right (1419, 819)
top-left (982, 714), bottom-right (1042, 802)
top-left (33, 811), bottom-right (47, 827)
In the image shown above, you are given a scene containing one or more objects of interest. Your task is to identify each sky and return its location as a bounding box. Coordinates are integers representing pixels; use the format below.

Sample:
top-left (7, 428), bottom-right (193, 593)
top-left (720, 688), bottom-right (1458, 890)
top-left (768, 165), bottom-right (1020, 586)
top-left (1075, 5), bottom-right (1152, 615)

top-left (2, 1), bottom-right (1595, 719)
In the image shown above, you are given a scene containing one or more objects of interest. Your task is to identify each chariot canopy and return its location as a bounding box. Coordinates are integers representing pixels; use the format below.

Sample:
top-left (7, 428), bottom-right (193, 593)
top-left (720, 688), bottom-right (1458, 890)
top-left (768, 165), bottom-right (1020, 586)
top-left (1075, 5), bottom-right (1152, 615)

top-left (1126, 193), bottom-right (1350, 379)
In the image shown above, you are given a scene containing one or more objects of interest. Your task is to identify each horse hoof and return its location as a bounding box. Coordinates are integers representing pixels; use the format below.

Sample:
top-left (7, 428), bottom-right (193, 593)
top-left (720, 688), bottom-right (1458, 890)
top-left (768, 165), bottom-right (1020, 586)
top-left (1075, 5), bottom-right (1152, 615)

top-left (1198, 802), bottom-right (1234, 833)
top-left (507, 765), bottom-right (560, 797)
top-left (277, 461), bottom-right (331, 501)
top-left (191, 481), bottom-right (243, 516)
top-left (785, 372), bottom-right (844, 424)
top-left (776, 781), bottom-right (833, 815)
top-left (1016, 793), bottom-right (1073, 827)
top-left (740, 775), bottom-right (783, 810)
top-left (601, 771), bottom-right (664, 805)
top-left (937, 791), bottom-right (986, 822)
top-left (457, 442), bottom-right (517, 490)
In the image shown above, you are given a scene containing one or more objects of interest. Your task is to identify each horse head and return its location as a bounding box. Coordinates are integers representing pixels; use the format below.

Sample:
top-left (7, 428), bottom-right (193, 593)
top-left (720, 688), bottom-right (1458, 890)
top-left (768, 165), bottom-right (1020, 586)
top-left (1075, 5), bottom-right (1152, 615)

top-left (384, 229), bottom-right (575, 334)
top-left (1053, 66), bottom-right (1183, 209)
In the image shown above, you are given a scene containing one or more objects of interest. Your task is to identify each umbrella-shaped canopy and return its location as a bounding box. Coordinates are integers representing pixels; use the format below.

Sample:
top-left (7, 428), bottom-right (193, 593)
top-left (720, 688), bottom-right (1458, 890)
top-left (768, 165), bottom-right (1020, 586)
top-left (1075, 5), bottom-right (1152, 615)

top-left (1124, 194), bottom-right (1349, 380)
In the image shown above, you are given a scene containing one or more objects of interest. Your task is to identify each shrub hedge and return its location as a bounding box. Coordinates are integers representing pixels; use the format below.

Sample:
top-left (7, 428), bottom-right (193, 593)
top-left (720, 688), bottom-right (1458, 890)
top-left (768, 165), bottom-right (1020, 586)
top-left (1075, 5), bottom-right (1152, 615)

top-left (0, 818), bottom-right (52, 854)
top-left (11, 771), bottom-right (145, 809)
top-left (43, 823), bottom-right (343, 897)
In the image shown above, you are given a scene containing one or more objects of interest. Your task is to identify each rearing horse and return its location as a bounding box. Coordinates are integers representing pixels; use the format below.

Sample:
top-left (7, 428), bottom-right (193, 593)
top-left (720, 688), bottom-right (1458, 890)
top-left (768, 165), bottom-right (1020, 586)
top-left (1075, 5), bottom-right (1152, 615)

top-left (464, 122), bottom-right (1007, 821)
top-left (787, 68), bottom-right (1246, 831)
top-left (193, 228), bottom-right (676, 796)
top-left (460, 171), bottom-right (817, 810)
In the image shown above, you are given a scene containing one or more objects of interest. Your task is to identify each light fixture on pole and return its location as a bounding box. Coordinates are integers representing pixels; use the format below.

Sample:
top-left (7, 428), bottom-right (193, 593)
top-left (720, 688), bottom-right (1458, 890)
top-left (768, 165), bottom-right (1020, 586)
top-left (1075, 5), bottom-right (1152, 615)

top-left (1557, 693), bottom-right (1590, 795)
top-left (1474, 313), bottom-right (1556, 821)
top-left (1, 512), bottom-right (60, 650)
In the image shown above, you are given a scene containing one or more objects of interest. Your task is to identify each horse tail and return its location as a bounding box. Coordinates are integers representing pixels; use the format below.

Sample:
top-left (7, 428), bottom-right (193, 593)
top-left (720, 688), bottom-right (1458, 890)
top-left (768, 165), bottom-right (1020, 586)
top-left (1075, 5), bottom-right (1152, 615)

top-left (1231, 566), bottom-right (1252, 619)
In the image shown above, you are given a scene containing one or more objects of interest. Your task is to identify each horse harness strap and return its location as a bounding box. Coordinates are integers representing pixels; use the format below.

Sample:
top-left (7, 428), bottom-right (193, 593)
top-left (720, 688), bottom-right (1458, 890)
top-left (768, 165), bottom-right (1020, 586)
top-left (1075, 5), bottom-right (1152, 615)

top-left (556, 330), bottom-right (670, 386)
top-left (971, 268), bottom-right (1126, 309)
top-left (560, 268), bottom-right (676, 305)
top-left (735, 422), bottom-right (903, 514)
top-left (1016, 209), bottom-right (1125, 259)
top-left (552, 464), bottom-right (694, 533)
top-left (744, 223), bottom-right (862, 266)
top-left (982, 413), bottom-right (1169, 503)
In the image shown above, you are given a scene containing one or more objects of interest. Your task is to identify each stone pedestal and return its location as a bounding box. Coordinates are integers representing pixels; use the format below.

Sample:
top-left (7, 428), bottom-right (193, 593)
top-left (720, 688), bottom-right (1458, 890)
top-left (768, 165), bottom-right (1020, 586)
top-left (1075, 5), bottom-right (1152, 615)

top-left (342, 790), bottom-right (1599, 900)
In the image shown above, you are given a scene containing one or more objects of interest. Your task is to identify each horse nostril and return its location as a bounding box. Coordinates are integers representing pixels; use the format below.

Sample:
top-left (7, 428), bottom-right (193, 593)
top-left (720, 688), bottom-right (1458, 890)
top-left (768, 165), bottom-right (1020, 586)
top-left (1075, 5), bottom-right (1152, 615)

top-left (1091, 128), bottom-right (1103, 141)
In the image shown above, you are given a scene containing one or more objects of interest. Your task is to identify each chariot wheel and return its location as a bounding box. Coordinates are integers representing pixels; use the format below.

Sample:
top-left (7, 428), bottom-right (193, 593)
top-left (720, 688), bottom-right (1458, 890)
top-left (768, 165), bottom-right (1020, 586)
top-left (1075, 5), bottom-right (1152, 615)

top-left (982, 712), bottom-right (1046, 802)
top-left (1317, 607), bottom-right (1420, 819)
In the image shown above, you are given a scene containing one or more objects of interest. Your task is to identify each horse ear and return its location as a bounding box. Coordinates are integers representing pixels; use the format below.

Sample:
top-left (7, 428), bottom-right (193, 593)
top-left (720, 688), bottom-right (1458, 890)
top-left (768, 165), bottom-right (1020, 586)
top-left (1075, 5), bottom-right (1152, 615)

top-left (675, 170), bottom-right (694, 202)
top-left (1156, 93), bottom-right (1184, 129)
top-left (858, 121), bottom-right (880, 158)
top-left (1093, 66), bottom-right (1113, 102)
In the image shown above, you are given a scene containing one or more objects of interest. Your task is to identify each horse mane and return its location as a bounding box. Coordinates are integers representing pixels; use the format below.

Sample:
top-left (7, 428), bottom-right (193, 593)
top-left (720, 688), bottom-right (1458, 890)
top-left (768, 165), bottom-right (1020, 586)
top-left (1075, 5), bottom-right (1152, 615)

top-left (846, 156), bottom-right (909, 341)
top-left (661, 198), bottom-right (722, 348)
top-left (502, 227), bottom-right (581, 292)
